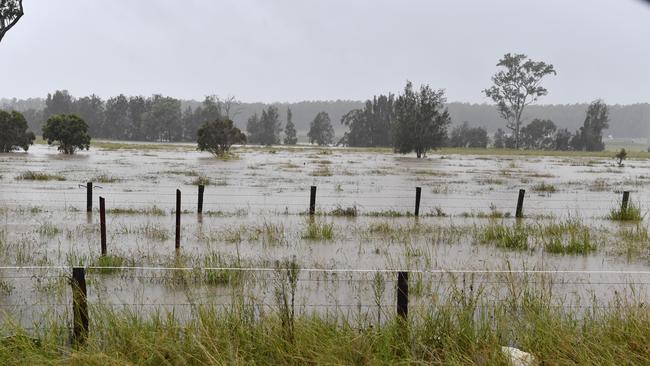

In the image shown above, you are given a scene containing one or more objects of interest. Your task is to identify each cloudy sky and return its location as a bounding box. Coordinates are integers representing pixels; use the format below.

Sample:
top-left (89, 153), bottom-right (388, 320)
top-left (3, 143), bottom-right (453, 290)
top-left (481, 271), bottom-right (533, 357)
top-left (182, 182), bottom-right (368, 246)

top-left (1, 0), bottom-right (649, 104)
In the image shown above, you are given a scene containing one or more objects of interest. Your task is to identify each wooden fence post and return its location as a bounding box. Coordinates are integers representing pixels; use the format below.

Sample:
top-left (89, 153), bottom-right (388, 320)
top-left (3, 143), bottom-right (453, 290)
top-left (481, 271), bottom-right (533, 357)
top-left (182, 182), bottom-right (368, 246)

top-left (309, 186), bottom-right (317, 215)
top-left (99, 197), bottom-right (106, 256)
top-left (197, 185), bottom-right (205, 214)
top-left (175, 189), bottom-right (181, 250)
top-left (72, 267), bottom-right (88, 346)
top-left (86, 182), bottom-right (93, 212)
top-left (516, 189), bottom-right (525, 219)
top-left (397, 271), bottom-right (409, 320)
top-left (414, 187), bottom-right (422, 217)
top-left (622, 191), bottom-right (630, 213)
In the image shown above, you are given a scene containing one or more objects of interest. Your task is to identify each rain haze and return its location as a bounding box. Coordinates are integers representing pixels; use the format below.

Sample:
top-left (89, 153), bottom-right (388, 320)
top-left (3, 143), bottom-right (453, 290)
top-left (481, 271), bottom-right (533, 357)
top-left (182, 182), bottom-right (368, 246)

top-left (5, 1), bottom-right (650, 363)
top-left (1, 0), bottom-right (649, 104)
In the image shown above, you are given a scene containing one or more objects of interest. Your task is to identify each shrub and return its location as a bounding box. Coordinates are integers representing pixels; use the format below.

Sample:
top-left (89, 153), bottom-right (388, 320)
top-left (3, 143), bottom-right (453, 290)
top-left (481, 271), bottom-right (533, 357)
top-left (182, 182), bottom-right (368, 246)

top-left (197, 118), bottom-right (246, 156)
top-left (42, 114), bottom-right (91, 154)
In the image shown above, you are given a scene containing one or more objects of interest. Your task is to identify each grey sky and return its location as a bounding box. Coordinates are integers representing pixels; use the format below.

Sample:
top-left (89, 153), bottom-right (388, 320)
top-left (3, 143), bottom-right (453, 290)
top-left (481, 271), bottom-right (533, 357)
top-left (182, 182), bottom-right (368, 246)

top-left (1, 0), bottom-right (649, 104)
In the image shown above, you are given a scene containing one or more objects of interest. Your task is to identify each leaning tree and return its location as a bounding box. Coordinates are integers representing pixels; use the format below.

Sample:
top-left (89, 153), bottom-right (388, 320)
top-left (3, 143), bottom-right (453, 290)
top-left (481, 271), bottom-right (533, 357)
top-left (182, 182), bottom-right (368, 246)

top-left (484, 53), bottom-right (556, 149)
top-left (0, 0), bottom-right (23, 44)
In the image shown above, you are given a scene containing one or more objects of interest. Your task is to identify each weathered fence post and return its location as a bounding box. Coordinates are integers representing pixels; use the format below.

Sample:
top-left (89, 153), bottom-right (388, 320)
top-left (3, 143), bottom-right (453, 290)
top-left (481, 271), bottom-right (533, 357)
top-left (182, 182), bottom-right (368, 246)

top-left (414, 187), bottom-right (422, 217)
top-left (86, 182), bottom-right (93, 212)
top-left (197, 185), bottom-right (205, 214)
top-left (622, 191), bottom-right (630, 213)
top-left (175, 189), bottom-right (181, 250)
top-left (397, 271), bottom-right (409, 320)
top-left (99, 197), bottom-right (106, 256)
top-left (309, 186), bottom-right (317, 215)
top-left (72, 267), bottom-right (88, 346)
top-left (515, 189), bottom-right (525, 219)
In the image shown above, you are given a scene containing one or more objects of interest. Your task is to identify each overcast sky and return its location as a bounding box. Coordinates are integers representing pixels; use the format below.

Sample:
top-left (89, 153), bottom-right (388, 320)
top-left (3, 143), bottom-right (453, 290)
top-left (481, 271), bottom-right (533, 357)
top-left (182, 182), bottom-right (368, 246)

top-left (1, 0), bottom-right (649, 104)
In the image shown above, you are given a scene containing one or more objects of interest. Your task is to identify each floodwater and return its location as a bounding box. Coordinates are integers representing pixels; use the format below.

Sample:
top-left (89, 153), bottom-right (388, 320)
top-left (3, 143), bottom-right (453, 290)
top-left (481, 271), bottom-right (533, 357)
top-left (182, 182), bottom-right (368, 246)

top-left (1, 143), bottom-right (650, 327)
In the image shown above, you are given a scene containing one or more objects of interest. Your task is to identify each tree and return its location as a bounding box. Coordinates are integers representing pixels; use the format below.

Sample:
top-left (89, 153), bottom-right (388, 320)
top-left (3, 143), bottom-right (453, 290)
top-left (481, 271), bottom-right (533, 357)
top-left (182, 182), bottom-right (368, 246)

top-left (141, 95), bottom-right (182, 142)
top-left (42, 114), bottom-right (91, 154)
top-left (393, 81), bottom-right (450, 158)
top-left (308, 111), bottom-right (334, 146)
top-left (520, 119), bottom-right (557, 150)
top-left (554, 128), bottom-right (572, 151)
top-left (74, 94), bottom-right (105, 137)
top-left (246, 113), bottom-right (261, 144)
top-left (615, 148), bottom-right (627, 167)
top-left (284, 107), bottom-right (297, 145)
top-left (259, 106), bottom-right (281, 145)
top-left (340, 94), bottom-right (394, 147)
top-left (197, 118), bottom-right (246, 156)
top-left (484, 53), bottom-right (556, 149)
top-left (571, 100), bottom-right (609, 151)
top-left (44, 90), bottom-right (74, 119)
top-left (449, 121), bottom-right (489, 148)
top-left (103, 95), bottom-right (129, 139)
top-left (0, 109), bottom-right (34, 152)
top-left (0, 0), bottom-right (23, 44)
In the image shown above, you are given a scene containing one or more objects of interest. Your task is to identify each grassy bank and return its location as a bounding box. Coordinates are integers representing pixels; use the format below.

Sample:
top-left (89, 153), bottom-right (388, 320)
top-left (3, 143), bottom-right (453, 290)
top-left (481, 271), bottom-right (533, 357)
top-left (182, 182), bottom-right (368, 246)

top-left (1, 287), bottom-right (649, 365)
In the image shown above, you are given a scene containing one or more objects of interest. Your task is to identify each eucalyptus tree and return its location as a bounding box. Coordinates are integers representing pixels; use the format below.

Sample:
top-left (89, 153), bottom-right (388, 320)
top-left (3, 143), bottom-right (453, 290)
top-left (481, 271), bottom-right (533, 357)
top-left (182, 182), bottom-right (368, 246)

top-left (0, 0), bottom-right (23, 43)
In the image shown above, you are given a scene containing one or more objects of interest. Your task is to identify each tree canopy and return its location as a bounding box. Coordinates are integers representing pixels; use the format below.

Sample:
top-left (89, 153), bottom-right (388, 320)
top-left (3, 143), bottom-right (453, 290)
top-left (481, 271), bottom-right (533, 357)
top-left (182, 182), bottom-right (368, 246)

top-left (484, 53), bottom-right (556, 149)
top-left (247, 106), bottom-right (281, 145)
top-left (0, 0), bottom-right (23, 44)
top-left (42, 114), bottom-right (91, 154)
top-left (0, 109), bottom-right (34, 152)
top-left (308, 112), bottom-right (335, 146)
top-left (283, 107), bottom-right (297, 145)
top-left (570, 100), bottom-right (609, 151)
top-left (340, 94), bottom-right (394, 147)
top-left (393, 81), bottom-right (450, 158)
top-left (197, 118), bottom-right (246, 156)
top-left (449, 122), bottom-right (488, 148)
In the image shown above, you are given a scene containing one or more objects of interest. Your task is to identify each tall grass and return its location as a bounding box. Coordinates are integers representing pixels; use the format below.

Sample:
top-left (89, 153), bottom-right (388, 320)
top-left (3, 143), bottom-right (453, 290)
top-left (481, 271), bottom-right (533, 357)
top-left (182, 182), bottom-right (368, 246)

top-left (608, 201), bottom-right (643, 221)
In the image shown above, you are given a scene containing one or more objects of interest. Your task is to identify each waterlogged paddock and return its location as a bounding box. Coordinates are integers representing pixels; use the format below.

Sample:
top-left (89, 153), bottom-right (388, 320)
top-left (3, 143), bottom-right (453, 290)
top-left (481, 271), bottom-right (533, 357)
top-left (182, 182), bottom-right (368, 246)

top-left (2, 143), bottom-right (650, 327)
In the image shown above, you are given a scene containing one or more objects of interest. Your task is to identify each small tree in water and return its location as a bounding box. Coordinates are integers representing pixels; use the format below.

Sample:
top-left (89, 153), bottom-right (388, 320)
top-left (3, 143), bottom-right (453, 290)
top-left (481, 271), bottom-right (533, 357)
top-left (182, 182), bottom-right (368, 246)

top-left (42, 114), bottom-right (91, 154)
top-left (283, 107), bottom-right (297, 145)
top-left (615, 148), bottom-right (627, 167)
top-left (197, 118), bottom-right (246, 156)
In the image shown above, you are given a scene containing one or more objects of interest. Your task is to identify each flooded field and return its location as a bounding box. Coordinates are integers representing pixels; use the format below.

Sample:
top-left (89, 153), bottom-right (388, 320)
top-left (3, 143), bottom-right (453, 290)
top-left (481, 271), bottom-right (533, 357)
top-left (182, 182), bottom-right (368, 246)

top-left (2, 143), bottom-right (650, 327)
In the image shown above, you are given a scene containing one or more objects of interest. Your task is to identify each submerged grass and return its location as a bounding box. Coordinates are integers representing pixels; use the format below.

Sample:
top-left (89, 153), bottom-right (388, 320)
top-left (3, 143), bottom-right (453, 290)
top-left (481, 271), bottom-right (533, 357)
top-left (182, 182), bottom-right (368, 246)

top-left (608, 202), bottom-right (643, 221)
top-left (15, 171), bottom-right (65, 181)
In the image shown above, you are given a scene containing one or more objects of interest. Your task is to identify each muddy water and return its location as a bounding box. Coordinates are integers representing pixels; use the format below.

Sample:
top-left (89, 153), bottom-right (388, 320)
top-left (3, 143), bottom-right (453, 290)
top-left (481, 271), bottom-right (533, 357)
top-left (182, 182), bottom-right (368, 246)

top-left (1, 144), bottom-right (650, 327)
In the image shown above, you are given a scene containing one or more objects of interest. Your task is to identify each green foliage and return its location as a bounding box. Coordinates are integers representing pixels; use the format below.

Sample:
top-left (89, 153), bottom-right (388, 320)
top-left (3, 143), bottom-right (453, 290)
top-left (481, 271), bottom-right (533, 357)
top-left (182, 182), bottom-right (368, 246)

top-left (142, 95), bottom-right (182, 142)
top-left (0, 0), bottom-right (23, 43)
top-left (570, 100), bottom-right (609, 151)
top-left (302, 220), bottom-right (334, 240)
top-left (609, 201), bottom-right (643, 221)
top-left (340, 94), bottom-right (394, 147)
top-left (0, 109), bottom-right (35, 152)
top-left (520, 119), bottom-right (556, 150)
top-left (393, 81), bottom-right (450, 158)
top-left (449, 121), bottom-right (488, 148)
top-left (484, 53), bottom-right (556, 149)
top-left (283, 107), bottom-right (298, 145)
top-left (480, 223), bottom-right (529, 250)
top-left (531, 182), bottom-right (556, 193)
top-left (16, 170), bottom-right (65, 181)
top-left (247, 106), bottom-right (281, 145)
top-left (42, 114), bottom-right (91, 154)
top-left (308, 111), bottom-right (335, 146)
top-left (197, 118), bottom-right (246, 156)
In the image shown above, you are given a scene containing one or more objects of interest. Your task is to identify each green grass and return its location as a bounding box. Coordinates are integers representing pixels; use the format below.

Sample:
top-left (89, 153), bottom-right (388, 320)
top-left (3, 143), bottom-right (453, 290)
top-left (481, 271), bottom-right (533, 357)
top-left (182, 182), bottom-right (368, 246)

top-left (544, 230), bottom-right (597, 254)
top-left (89, 255), bottom-right (129, 274)
top-left (479, 223), bottom-right (529, 250)
top-left (3, 284), bottom-right (650, 364)
top-left (92, 174), bottom-right (122, 183)
top-left (15, 171), bottom-right (65, 181)
top-left (107, 206), bottom-right (166, 216)
top-left (328, 205), bottom-right (358, 217)
top-left (608, 202), bottom-right (643, 221)
top-left (532, 181), bottom-right (557, 193)
top-left (190, 175), bottom-right (212, 186)
top-left (302, 220), bottom-right (334, 240)
top-left (310, 166), bottom-right (333, 177)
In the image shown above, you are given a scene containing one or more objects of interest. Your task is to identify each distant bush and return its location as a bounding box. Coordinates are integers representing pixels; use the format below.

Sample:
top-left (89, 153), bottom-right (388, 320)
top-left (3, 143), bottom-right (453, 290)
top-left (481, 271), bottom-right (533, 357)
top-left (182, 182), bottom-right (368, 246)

top-left (197, 118), bottom-right (246, 156)
top-left (42, 114), bottom-right (91, 154)
top-left (449, 121), bottom-right (489, 148)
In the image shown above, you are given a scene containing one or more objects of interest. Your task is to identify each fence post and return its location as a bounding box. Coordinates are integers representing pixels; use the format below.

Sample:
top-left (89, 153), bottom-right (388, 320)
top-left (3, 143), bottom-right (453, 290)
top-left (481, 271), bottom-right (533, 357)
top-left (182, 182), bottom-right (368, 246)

top-left (515, 189), bottom-right (525, 219)
top-left (72, 267), bottom-right (88, 346)
top-left (414, 187), bottom-right (422, 217)
top-left (622, 191), bottom-right (630, 213)
top-left (309, 186), bottom-right (317, 215)
top-left (197, 185), bottom-right (205, 214)
top-left (175, 189), bottom-right (181, 250)
top-left (397, 271), bottom-right (409, 320)
top-left (99, 197), bottom-right (106, 256)
top-left (86, 182), bottom-right (93, 212)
